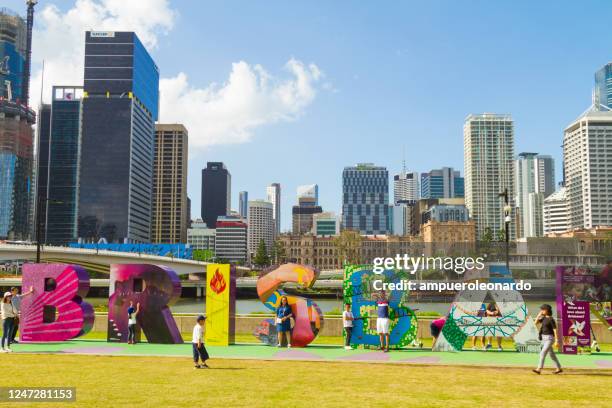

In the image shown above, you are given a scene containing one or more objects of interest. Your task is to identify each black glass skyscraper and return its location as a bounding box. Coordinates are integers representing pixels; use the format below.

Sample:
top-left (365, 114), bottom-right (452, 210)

top-left (201, 162), bottom-right (231, 228)
top-left (78, 31), bottom-right (159, 243)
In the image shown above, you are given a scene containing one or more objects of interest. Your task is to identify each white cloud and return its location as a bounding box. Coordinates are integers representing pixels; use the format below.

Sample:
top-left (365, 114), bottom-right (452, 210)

top-left (29, 0), bottom-right (325, 150)
top-left (159, 59), bottom-right (324, 148)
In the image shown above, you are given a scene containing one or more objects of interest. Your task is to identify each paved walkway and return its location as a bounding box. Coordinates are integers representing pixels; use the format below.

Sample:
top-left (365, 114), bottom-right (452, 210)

top-left (10, 340), bottom-right (612, 369)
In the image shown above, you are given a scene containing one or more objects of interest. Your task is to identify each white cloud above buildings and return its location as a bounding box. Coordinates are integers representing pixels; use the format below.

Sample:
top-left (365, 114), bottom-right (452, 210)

top-left (29, 0), bottom-right (324, 150)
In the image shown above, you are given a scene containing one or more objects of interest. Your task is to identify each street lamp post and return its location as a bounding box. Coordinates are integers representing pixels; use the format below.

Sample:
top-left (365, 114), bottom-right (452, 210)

top-left (498, 188), bottom-right (512, 272)
top-left (35, 196), bottom-right (62, 263)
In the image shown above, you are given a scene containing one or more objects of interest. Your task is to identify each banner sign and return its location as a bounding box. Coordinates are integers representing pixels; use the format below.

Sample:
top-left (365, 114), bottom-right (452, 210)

top-left (205, 264), bottom-right (236, 346)
top-left (555, 266), bottom-right (593, 354)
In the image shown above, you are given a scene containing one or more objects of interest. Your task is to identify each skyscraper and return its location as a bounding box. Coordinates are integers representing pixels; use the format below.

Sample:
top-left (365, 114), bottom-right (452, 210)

top-left (201, 162), bottom-right (231, 228)
top-left (514, 153), bottom-right (555, 238)
top-left (464, 113), bottom-right (515, 239)
top-left (393, 171), bottom-right (419, 203)
top-left (248, 200), bottom-right (274, 258)
top-left (151, 124), bottom-right (188, 244)
top-left (421, 167), bottom-right (464, 199)
top-left (292, 195), bottom-right (322, 234)
top-left (543, 187), bottom-right (568, 235)
top-left (78, 31), bottom-right (159, 243)
top-left (40, 87), bottom-right (83, 245)
top-left (563, 108), bottom-right (612, 229)
top-left (342, 163), bottom-right (389, 235)
top-left (297, 184), bottom-right (318, 205)
top-left (215, 215), bottom-right (248, 263)
top-left (0, 8), bottom-right (34, 240)
top-left (238, 191), bottom-right (248, 219)
top-left (266, 183), bottom-right (281, 236)
top-left (594, 63), bottom-right (612, 110)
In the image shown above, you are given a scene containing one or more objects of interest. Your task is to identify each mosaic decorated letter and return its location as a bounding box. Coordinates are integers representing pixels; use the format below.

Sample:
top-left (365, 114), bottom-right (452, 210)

top-left (107, 264), bottom-right (183, 344)
top-left (205, 264), bottom-right (236, 346)
top-left (20, 264), bottom-right (94, 342)
top-left (343, 265), bottom-right (417, 348)
top-left (254, 263), bottom-right (323, 347)
top-left (433, 264), bottom-right (537, 352)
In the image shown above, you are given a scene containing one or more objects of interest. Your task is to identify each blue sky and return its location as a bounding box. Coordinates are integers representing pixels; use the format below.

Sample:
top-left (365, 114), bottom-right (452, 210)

top-left (7, 0), bottom-right (612, 231)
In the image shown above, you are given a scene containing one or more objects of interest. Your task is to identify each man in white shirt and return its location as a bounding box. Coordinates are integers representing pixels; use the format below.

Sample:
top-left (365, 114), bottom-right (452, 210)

top-left (192, 315), bottom-right (209, 368)
top-left (342, 303), bottom-right (354, 350)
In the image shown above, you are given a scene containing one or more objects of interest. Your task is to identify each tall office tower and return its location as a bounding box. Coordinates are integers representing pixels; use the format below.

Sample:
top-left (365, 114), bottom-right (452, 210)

top-left (185, 197), bottom-right (192, 230)
top-left (35, 87), bottom-right (83, 245)
top-left (247, 200), bottom-right (274, 258)
top-left (563, 109), bottom-right (612, 229)
top-left (543, 187), bottom-right (569, 235)
top-left (514, 153), bottom-right (556, 238)
top-left (266, 183), bottom-right (281, 236)
top-left (215, 215), bottom-right (248, 263)
top-left (297, 184), bottom-right (319, 205)
top-left (187, 219), bottom-right (216, 252)
top-left (390, 203), bottom-right (413, 236)
top-left (292, 195), bottom-right (323, 234)
top-left (0, 8), bottom-right (35, 240)
top-left (464, 113), bottom-right (515, 240)
top-left (151, 124), bottom-right (188, 244)
top-left (78, 31), bottom-right (159, 243)
top-left (393, 171), bottom-right (419, 203)
top-left (594, 63), bottom-right (612, 110)
top-left (34, 104), bottom-right (51, 238)
top-left (238, 191), bottom-right (248, 219)
top-left (342, 163), bottom-right (389, 235)
top-left (201, 162), bottom-right (231, 228)
top-left (421, 167), bottom-right (464, 199)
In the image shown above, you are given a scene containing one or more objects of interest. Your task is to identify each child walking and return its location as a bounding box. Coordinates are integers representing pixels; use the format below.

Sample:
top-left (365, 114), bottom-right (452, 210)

top-left (192, 315), bottom-right (210, 369)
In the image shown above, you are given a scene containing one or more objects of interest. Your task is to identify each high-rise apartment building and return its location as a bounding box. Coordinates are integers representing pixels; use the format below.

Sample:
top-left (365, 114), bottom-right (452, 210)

top-left (342, 163), bottom-right (389, 235)
top-left (201, 162), bottom-right (231, 229)
top-left (0, 8), bottom-right (34, 240)
top-left (248, 200), bottom-right (274, 258)
top-left (215, 216), bottom-right (247, 263)
top-left (151, 124), bottom-right (188, 244)
top-left (393, 171), bottom-right (419, 203)
top-left (514, 153), bottom-right (555, 238)
top-left (464, 113), bottom-right (515, 240)
top-left (543, 187), bottom-right (569, 235)
top-left (421, 167), bottom-right (464, 199)
top-left (266, 183), bottom-right (281, 236)
top-left (563, 109), bottom-right (612, 230)
top-left (78, 31), bottom-right (159, 243)
top-left (238, 191), bottom-right (248, 219)
top-left (594, 63), bottom-right (612, 110)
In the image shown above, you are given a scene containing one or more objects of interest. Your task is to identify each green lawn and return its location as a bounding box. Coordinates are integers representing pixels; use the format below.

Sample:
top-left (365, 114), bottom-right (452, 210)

top-left (4, 354), bottom-right (610, 407)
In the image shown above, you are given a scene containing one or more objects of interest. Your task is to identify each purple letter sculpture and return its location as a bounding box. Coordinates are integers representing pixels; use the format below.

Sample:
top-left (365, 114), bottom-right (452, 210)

top-left (107, 264), bottom-right (183, 344)
top-left (20, 264), bottom-right (94, 342)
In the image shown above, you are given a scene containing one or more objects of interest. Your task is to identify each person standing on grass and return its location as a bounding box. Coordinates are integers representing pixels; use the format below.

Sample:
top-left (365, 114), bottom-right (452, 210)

top-left (533, 304), bottom-right (562, 375)
top-left (376, 291), bottom-right (390, 352)
top-left (9, 286), bottom-right (33, 344)
top-left (127, 301), bottom-right (140, 344)
top-left (342, 303), bottom-right (354, 350)
top-left (1, 292), bottom-right (16, 352)
top-left (275, 296), bottom-right (293, 348)
top-left (485, 302), bottom-right (503, 351)
top-left (192, 315), bottom-right (209, 369)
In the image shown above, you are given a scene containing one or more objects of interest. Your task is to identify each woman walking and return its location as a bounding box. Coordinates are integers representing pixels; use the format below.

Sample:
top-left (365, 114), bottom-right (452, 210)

top-left (1, 292), bottom-right (16, 352)
top-left (533, 304), bottom-right (562, 374)
top-left (275, 296), bottom-right (293, 348)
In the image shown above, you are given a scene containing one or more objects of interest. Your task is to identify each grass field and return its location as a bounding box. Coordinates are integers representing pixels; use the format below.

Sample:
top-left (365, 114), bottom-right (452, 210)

top-left (4, 354), bottom-right (610, 407)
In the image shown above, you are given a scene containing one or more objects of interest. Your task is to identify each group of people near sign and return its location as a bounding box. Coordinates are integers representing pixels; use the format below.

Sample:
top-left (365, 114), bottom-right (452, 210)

top-left (0, 286), bottom-right (33, 352)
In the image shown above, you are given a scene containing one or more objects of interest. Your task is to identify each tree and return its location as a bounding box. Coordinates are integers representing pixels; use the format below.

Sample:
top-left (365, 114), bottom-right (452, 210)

top-left (270, 239), bottom-right (286, 265)
top-left (253, 239), bottom-right (270, 268)
top-left (333, 230), bottom-right (362, 266)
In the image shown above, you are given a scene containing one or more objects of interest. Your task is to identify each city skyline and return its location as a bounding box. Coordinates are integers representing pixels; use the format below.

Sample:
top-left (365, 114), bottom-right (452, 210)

top-left (3, 0), bottom-right (611, 232)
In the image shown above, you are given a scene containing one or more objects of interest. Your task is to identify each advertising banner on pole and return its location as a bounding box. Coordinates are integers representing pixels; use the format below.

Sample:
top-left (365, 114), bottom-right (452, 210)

top-left (205, 264), bottom-right (236, 346)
